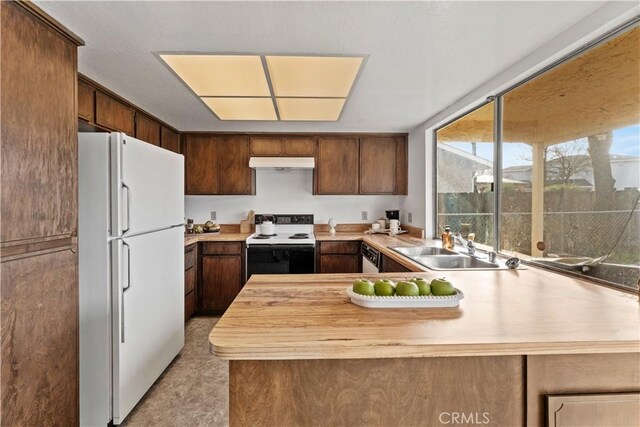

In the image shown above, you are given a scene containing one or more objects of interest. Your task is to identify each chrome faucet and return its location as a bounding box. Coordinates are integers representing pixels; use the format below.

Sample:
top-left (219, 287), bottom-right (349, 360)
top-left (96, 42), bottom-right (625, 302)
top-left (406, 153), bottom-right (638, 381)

top-left (454, 233), bottom-right (476, 256)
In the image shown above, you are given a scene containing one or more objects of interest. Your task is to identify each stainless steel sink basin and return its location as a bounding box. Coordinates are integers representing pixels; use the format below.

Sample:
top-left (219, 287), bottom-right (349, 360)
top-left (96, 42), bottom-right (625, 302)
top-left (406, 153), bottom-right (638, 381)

top-left (413, 255), bottom-right (500, 270)
top-left (392, 246), bottom-right (458, 257)
top-left (390, 246), bottom-right (514, 270)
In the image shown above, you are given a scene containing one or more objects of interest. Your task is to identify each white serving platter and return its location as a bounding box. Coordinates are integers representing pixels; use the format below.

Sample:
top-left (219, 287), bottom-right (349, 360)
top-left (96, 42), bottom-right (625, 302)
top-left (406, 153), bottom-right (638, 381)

top-left (346, 287), bottom-right (464, 308)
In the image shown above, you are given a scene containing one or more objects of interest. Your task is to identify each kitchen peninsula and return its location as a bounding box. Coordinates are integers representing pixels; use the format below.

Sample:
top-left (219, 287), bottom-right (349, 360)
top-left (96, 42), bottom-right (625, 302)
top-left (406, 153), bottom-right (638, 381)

top-left (210, 235), bottom-right (640, 426)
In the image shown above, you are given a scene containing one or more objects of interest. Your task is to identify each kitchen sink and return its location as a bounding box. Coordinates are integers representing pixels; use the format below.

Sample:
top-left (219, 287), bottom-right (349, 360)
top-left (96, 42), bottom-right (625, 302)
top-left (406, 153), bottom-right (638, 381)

top-left (413, 255), bottom-right (500, 270)
top-left (391, 246), bottom-right (514, 270)
top-left (392, 246), bottom-right (458, 257)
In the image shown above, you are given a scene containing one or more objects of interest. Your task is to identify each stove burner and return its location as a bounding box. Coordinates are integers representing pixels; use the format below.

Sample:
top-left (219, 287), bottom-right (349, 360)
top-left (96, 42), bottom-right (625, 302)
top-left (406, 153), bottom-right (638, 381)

top-left (255, 234), bottom-right (277, 239)
top-left (289, 233), bottom-right (310, 239)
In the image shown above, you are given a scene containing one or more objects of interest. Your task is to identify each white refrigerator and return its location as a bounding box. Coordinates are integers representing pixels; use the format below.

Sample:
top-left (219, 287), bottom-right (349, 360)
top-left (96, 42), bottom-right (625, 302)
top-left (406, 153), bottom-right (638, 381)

top-left (78, 132), bottom-right (185, 426)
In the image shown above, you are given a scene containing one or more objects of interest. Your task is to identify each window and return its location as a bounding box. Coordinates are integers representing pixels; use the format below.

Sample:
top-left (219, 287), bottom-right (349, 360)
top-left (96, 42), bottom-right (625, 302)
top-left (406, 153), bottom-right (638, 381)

top-left (436, 102), bottom-right (494, 248)
top-left (435, 24), bottom-right (639, 290)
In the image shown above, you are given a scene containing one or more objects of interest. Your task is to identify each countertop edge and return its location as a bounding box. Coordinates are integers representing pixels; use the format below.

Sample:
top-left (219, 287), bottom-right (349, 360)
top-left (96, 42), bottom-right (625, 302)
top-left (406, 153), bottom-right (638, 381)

top-left (209, 339), bottom-right (640, 360)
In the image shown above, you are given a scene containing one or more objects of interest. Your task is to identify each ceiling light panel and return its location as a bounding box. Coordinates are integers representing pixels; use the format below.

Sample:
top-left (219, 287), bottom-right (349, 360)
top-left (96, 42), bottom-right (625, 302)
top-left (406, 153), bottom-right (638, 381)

top-left (276, 98), bottom-right (346, 121)
top-left (202, 97), bottom-right (277, 121)
top-left (160, 54), bottom-right (270, 96)
top-left (266, 56), bottom-right (363, 97)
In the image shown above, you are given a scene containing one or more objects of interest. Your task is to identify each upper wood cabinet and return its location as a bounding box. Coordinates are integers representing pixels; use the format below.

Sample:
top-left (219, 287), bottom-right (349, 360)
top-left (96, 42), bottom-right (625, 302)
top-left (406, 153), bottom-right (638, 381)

top-left (284, 137), bottom-right (316, 156)
top-left (250, 136), bottom-right (317, 157)
top-left (184, 134), bottom-right (220, 194)
top-left (95, 91), bottom-right (135, 135)
top-left (315, 137), bottom-right (359, 195)
top-left (161, 126), bottom-right (181, 153)
top-left (184, 134), bottom-right (255, 195)
top-left (135, 113), bottom-right (160, 146)
top-left (359, 136), bottom-right (407, 195)
top-left (1, 1), bottom-right (78, 245)
top-left (77, 79), bottom-right (95, 122)
top-left (250, 137), bottom-right (283, 156)
top-left (217, 136), bottom-right (254, 195)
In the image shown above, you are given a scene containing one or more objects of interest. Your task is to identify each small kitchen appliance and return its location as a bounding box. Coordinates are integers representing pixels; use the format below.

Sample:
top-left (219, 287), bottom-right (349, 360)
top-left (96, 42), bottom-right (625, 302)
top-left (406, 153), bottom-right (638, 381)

top-left (385, 210), bottom-right (400, 221)
top-left (246, 214), bottom-right (316, 278)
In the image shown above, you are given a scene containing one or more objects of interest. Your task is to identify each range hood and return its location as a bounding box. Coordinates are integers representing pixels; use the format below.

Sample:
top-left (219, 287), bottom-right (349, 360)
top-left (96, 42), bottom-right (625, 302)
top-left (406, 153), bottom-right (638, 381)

top-left (249, 157), bottom-right (315, 170)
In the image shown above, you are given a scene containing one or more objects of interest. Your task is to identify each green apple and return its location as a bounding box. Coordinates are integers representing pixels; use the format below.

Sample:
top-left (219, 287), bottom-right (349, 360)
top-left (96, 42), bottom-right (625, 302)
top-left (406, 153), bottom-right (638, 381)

top-left (430, 277), bottom-right (456, 296)
top-left (374, 279), bottom-right (396, 296)
top-left (395, 281), bottom-right (420, 297)
top-left (352, 278), bottom-right (375, 296)
top-left (410, 277), bottom-right (431, 296)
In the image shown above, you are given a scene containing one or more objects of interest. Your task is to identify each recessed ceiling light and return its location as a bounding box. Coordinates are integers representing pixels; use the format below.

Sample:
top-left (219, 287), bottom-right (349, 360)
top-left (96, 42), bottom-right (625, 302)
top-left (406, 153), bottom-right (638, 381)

top-left (266, 56), bottom-right (364, 97)
top-left (160, 54), bottom-right (270, 96)
top-left (201, 97), bottom-right (277, 121)
top-left (276, 98), bottom-right (346, 121)
top-left (158, 53), bottom-right (365, 121)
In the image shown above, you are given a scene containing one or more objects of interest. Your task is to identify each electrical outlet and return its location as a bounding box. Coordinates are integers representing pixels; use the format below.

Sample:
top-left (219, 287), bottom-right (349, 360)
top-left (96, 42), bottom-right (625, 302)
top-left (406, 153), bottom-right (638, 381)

top-left (361, 211), bottom-right (368, 221)
top-left (210, 211), bottom-right (217, 221)
top-left (408, 212), bottom-right (413, 223)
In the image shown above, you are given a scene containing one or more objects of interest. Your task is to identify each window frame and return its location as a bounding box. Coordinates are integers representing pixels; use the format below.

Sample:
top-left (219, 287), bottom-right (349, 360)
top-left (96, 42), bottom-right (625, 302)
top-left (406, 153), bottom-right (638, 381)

top-left (433, 17), bottom-right (640, 292)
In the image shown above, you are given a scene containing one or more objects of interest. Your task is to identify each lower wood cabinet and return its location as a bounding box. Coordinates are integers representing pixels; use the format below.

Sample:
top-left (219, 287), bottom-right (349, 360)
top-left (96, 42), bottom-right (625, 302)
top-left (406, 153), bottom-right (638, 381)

top-left (199, 242), bottom-right (245, 312)
top-left (380, 254), bottom-right (412, 273)
top-left (184, 243), bottom-right (197, 322)
top-left (527, 353), bottom-right (640, 426)
top-left (317, 241), bottom-right (361, 273)
top-left (547, 392), bottom-right (640, 427)
top-left (1, 248), bottom-right (79, 426)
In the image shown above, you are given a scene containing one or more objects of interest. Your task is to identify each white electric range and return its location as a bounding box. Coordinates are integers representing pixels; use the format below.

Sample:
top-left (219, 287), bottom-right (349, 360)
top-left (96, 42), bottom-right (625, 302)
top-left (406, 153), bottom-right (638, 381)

top-left (246, 214), bottom-right (316, 278)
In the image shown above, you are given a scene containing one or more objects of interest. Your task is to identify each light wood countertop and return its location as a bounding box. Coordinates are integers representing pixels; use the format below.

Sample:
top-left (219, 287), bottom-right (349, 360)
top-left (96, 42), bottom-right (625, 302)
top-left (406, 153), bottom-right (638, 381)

top-left (210, 259), bottom-right (639, 360)
top-left (184, 233), bottom-right (252, 246)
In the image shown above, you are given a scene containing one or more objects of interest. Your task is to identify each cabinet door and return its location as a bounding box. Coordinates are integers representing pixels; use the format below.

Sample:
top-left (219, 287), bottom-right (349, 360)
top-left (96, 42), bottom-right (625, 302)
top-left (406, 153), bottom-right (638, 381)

top-left (184, 135), bottom-right (219, 194)
top-left (218, 136), bottom-right (254, 195)
top-left (359, 136), bottom-right (399, 194)
top-left (161, 126), bottom-right (181, 153)
top-left (284, 137), bottom-right (316, 156)
top-left (319, 254), bottom-right (360, 273)
top-left (1, 248), bottom-right (78, 426)
top-left (1, 1), bottom-right (78, 245)
top-left (380, 254), bottom-right (411, 273)
top-left (547, 393), bottom-right (640, 427)
top-left (201, 255), bottom-right (243, 310)
top-left (251, 137), bottom-right (283, 156)
top-left (95, 91), bottom-right (135, 135)
top-left (316, 137), bottom-right (359, 194)
top-left (135, 113), bottom-right (161, 146)
top-left (78, 79), bottom-right (95, 122)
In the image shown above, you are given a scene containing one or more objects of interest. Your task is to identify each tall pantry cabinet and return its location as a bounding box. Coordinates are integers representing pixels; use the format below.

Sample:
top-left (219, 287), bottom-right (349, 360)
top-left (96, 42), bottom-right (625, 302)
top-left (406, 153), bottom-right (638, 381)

top-left (1, 2), bottom-right (83, 425)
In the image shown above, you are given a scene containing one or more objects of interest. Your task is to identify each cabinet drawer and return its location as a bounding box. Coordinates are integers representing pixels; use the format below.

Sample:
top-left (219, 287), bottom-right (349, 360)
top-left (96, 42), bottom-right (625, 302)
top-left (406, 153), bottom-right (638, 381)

top-left (320, 241), bottom-right (360, 254)
top-left (202, 242), bottom-right (242, 255)
top-left (185, 289), bottom-right (196, 322)
top-left (185, 247), bottom-right (196, 270)
top-left (185, 266), bottom-right (196, 295)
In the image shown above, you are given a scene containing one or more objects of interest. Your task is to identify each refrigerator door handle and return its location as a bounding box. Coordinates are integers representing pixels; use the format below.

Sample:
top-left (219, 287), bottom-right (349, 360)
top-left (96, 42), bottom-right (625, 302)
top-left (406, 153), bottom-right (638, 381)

top-left (122, 181), bottom-right (131, 235)
top-left (121, 241), bottom-right (131, 343)
top-left (122, 241), bottom-right (131, 291)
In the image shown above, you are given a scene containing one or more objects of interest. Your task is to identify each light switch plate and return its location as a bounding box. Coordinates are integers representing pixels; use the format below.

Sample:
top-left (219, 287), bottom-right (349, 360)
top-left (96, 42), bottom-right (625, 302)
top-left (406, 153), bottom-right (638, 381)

top-left (210, 211), bottom-right (217, 220)
top-left (361, 211), bottom-right (368, 220)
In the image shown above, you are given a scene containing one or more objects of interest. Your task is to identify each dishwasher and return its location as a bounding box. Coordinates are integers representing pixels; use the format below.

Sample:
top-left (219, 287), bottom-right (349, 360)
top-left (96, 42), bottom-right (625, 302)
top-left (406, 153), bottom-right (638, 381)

top-left (361, 242), bottom-right (381, 273)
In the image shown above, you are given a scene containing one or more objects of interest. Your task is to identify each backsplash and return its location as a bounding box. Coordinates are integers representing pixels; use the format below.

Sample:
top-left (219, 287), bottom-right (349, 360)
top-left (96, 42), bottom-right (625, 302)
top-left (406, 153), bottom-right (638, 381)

top-left (185, 169), bottom-right (405, 224)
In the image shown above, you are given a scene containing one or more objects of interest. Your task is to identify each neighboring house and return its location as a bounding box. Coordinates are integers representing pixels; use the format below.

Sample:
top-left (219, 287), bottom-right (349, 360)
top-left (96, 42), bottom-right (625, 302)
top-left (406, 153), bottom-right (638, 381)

top-left (437, 144), bottom-right (493, 193)
top-left (503, 154), bottom-right (640, 190)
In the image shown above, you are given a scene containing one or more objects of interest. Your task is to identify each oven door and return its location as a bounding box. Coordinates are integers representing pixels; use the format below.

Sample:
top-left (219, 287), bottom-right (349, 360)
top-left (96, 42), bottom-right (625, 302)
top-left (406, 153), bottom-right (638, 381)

top-left (246, 244), bottom-right (315, 279)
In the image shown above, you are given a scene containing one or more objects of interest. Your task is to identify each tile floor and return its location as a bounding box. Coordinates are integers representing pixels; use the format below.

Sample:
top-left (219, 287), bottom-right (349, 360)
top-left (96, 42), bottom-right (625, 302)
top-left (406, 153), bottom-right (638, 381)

top-left (121, 317), bottom-right (228, 427)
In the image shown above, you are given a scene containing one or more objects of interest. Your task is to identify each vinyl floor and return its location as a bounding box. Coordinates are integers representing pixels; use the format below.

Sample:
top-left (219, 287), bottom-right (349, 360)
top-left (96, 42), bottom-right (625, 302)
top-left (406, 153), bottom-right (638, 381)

top-left (121, 316), bottom-right (228, 427)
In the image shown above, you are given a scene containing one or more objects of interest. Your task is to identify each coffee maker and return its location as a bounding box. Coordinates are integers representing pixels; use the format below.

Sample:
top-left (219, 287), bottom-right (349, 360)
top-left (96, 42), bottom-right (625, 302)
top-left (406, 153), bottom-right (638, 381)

top-left (385, 210), bottom-right (400, 226)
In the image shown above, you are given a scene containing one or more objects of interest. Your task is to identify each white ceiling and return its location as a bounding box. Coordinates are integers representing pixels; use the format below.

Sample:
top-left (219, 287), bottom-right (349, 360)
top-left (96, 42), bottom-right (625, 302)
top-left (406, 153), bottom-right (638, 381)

top-left (37, 1), bottom-right (610, 132)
